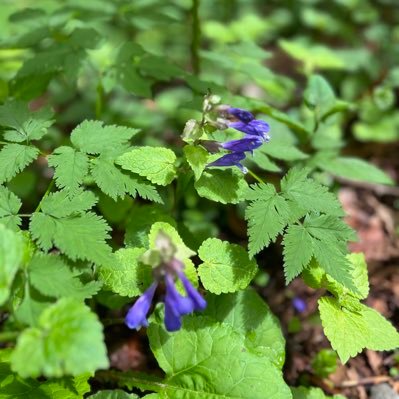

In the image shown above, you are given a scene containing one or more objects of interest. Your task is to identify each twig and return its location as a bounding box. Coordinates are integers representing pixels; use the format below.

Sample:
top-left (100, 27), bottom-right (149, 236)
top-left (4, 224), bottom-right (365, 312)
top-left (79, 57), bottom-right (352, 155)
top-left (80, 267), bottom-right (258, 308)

top-left (337, 375), bottom-right (395, 388)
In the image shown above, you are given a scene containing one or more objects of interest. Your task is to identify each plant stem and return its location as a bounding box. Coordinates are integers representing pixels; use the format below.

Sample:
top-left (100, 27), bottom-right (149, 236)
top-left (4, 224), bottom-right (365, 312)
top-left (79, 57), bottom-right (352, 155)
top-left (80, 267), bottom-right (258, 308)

top-left (247, 169), bottom-right (265, 184)
top-left (34, 179), bottom-right (55, 213)
top-left (190, 0), bottom-right (201, 75)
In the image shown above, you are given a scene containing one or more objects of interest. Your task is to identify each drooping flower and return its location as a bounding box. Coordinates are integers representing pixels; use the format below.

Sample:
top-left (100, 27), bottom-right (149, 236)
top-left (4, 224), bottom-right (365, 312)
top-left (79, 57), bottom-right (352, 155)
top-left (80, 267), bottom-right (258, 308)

top-left (292, 297), bottom-right (307, 313)
top-left (125, 232), bottom-right (206, 332)
top-left (221, 136), bottom-right (264, 154)
top-left (229, 120), bottom-right (270, 141)
top-left (207, 152), bottom-right (247, 173)
top-left (227, 107), bottom-right (254, 123)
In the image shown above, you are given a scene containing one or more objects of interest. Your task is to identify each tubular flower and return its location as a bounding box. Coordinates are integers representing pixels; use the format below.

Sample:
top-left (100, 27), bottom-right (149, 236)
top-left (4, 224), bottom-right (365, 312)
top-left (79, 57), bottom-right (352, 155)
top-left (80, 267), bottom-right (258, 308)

top-left (207, 106), bottom-right (270, 173)
top-left (125, 256), bottom-right (206, 332)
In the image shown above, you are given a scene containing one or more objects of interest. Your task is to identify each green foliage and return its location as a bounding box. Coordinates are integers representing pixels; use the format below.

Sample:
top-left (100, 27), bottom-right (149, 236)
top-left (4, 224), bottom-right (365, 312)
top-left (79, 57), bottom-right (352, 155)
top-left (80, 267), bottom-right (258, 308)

top-left (311, 349), bottom-right (338, 378)
top-left (88, 391), bottom-right (139, 399)
top-left (319, 296), bottom-right (399, 363)
top-left (147, 316), bottom-right (292, 399)
top-left (11, 298), bottom-right (109, 378)
top-left (198, 238), bottom-right (258, 294)
top-left (0, 185), bottom-right (22, 230)
top-left (291, 386), bottom-right (346, 399)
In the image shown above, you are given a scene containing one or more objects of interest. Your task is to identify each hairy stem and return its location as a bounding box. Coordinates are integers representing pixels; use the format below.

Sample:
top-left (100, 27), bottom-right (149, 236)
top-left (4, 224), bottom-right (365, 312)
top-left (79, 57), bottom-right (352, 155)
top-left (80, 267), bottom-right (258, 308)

top-left (190, 0), bottom-right (201, 75)
top-left (34, 178), bottom-right (55, 213)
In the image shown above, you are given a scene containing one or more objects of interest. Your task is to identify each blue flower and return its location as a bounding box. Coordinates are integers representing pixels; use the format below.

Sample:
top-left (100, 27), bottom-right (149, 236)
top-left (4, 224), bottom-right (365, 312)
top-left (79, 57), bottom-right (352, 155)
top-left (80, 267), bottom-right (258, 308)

top-left (227, 107), bottom-right (254, 123)
top-left (229, 120), bottom-right (270, 141)
top-left (125, 282), bottom-right (158, 329)
top-left (292, 297), bottom-right (307, 313)
top-left (221, 136), bottom-right (264, 154)
top-left (125, 259), bottom-right (206, 332)
top-left (207, 152), bottom-right (247, 173)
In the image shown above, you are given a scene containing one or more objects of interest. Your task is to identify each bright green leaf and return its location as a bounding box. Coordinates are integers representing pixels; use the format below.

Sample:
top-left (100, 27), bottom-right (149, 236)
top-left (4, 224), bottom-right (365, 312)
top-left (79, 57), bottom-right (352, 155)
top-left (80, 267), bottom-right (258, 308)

top-left (0, 186), bottom-right (22, 230)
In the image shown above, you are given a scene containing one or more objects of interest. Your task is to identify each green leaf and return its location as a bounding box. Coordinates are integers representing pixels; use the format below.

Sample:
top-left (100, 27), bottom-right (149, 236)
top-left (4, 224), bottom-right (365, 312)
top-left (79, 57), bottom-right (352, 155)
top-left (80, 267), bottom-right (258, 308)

top-left (71, 120), bottom-right (139, 155)
top-left (183, 145), bottom-right (208, 180)
top-left (261, 143), bottom-right (308, 162)
top-left (91, 156), bottom-right (162, 203)
top-left (0, 355), bottom-right (91, 399)
top-left (198, 238), bottom-right (257, 294)
top-left (29, 253), bottom-right (101, 300)
top-left (30, 212), bottom-right (112, 265)
top-left (48, 146), bottom-right (89, 195)
top-left (319, 297), bottom-right (399, 363)
top-left (245, 183), bottom-right (291, 256)
top-left (282, 224), bottom-right (314, 283)
top-left (0, 100), bottom-right (54, 142)
top-left (11, 298), bottom-right (109, 378)
top-left (317, 157), bottom-right (394, 185)
top-left (148, 316), bottom-right (292, 399)
top-left (291, 386), bottom-right (346, 399)
top-left (0, 186), bottom-right (22, 230)
top-left (0, 225), bottom-right (23, 305)
top-left (88, 391), bottom-right (139, 399)
top-left (99, 248), bottom-right (152, 297)
top-left (281, 168), bottom-right (344, 216)
top-left (203, 289), bottom-right (286, 368)
top-left (304, 75), bottom-right (336, 116)
top-left (303, 214), bottom-right (357, 293)
top-left (195, 169), bottom-right (248, 204)
top-left (117, 147), bottom-right (177, 186)
top-left (0, 144), bottom-right (39, 183)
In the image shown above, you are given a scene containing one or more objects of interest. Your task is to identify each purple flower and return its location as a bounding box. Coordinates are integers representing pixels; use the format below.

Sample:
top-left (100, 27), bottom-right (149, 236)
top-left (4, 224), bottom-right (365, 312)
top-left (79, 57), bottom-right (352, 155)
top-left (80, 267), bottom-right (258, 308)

top-left (178, 272), bottom-right (207, 311)
top-left (229, 120), bottom-right (270, 141)
top-left (227, 107), bottom-right (254, 123)
top-left (207, 152), bottom-right (247, 173)
top-left (125, 282), bottom-right (158, 329)
top-left (221, 135), bottom-right (263, 154)
top-left (292, 297), bottom-right (307, 313)
top-left (125, 258), bottom-right (206, 332)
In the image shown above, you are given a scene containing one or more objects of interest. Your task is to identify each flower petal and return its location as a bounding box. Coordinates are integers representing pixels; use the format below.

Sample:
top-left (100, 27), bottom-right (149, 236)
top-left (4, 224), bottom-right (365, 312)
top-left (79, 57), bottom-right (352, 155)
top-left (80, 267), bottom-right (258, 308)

top-left (165, 274), bottom-right (194, 315)
top-left (221, 136), bottom-right (263, 153)
top-left (125, 282), bottom-right (157, 330)
top-left (178, 272), bottom-right (207, 311)
top-left (227, 107), bottom-right (254, 123)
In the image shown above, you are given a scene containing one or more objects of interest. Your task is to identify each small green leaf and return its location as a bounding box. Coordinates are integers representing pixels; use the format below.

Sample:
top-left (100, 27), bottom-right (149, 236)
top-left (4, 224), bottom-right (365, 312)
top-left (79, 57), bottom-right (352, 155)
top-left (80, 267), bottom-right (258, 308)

top-left (99, 248), bottom-right (152, 297)
top-left (48, 146), bottom-right (89, 195)
top-left (29, 253), bottom-right (101, 300)
top-left (198, 238), bottom-right (257, 294)
top-left (0, 225), bottom-right (23, 305)
top-left (184, 145), bottom-right (208, 180)
top-left (0, 186), bottom-right (22, 230)
top-left (11, 298), bottom-right (109, 377)
top-left (117, 147), bottom-right (177, 186)
top-left (0, 144), bottom-right (39, 183)
top-left (319, 296), bottom-right (399, 363)
top-left (304, 75), bottom-right (336, 116)
top-left (291, 386), bottom-right (345, 399)
top-left (195, 169), bottom-right (248, 204)
top-left (88, 391), bottom-right (139, 399)
top-left (71, 120), bottom-right (139, 155)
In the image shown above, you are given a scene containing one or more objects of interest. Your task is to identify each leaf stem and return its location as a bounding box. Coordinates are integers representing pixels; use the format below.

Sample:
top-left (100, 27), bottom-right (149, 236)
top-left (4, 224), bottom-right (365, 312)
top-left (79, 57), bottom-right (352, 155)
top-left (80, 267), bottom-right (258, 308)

top-left (34, 179), bottom-right (55, 213)
top-left (190, 0), bottom-right (201, 75)
top-left (247, 169), bottom-right (265, 184)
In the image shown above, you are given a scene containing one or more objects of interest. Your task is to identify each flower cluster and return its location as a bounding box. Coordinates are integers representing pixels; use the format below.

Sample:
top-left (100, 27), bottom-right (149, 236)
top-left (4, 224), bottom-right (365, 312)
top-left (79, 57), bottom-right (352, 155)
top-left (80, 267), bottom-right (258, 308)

top-left (207, 107), bottom-right (270, 173)
top-left (125, 232), bottom-right (206, 332)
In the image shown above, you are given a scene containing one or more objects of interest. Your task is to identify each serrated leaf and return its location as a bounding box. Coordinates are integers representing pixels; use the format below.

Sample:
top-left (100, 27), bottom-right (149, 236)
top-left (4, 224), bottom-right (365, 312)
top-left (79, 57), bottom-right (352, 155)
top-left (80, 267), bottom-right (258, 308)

top-left (99, 248), bottom-right (152, 297)
top-left (91, 156), bottom-right (162, 203)
top-left (317, 157), bottom-right (394, 185)
top-left (0, 225), bottom-right (23, 305)
top-left (148, 316), bottom-right (292, 399)
top-left (0, 144), bottom-right (39, 183)
top-left (30, 212), bottom-right (112, 265)
top-left (245, 183), bottom-right (291, 256)
top-left (198, 238), bottom-right (257, 294)
top-left (183, 145), bottom-right (208, 180)
top-left (0, 186), bottom-right (22, 230)
top-left (203, 289), bottom-right (285, 368)
top-left (0, 100), bottom-right (54, 142)
top-left (195, 169), bottom-right (248, 204)
top-left (39, 190), bottom-right (98, 218)
top-left (319, 296), bottom-right (399, 363)
top-left (29, 253), bottom-right (101, 300)
top-left (281, 168), bottom-right (343, 216)
top-left (117, 147), bottom-right (177, 186)
top-left (11, 298), bottom-right (109, 377)
top-left (283, 224), bottom-right (313, 283)
top-left (71, 120), bottom-right (139, 155)
top-left (48, 146), bottom-right (89, 195)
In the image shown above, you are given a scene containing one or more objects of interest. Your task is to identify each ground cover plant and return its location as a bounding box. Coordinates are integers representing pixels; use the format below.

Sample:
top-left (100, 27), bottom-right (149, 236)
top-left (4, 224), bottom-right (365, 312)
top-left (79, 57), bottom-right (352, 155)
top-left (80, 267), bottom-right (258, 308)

top-left (0, 0), bottom-right (398, 398)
